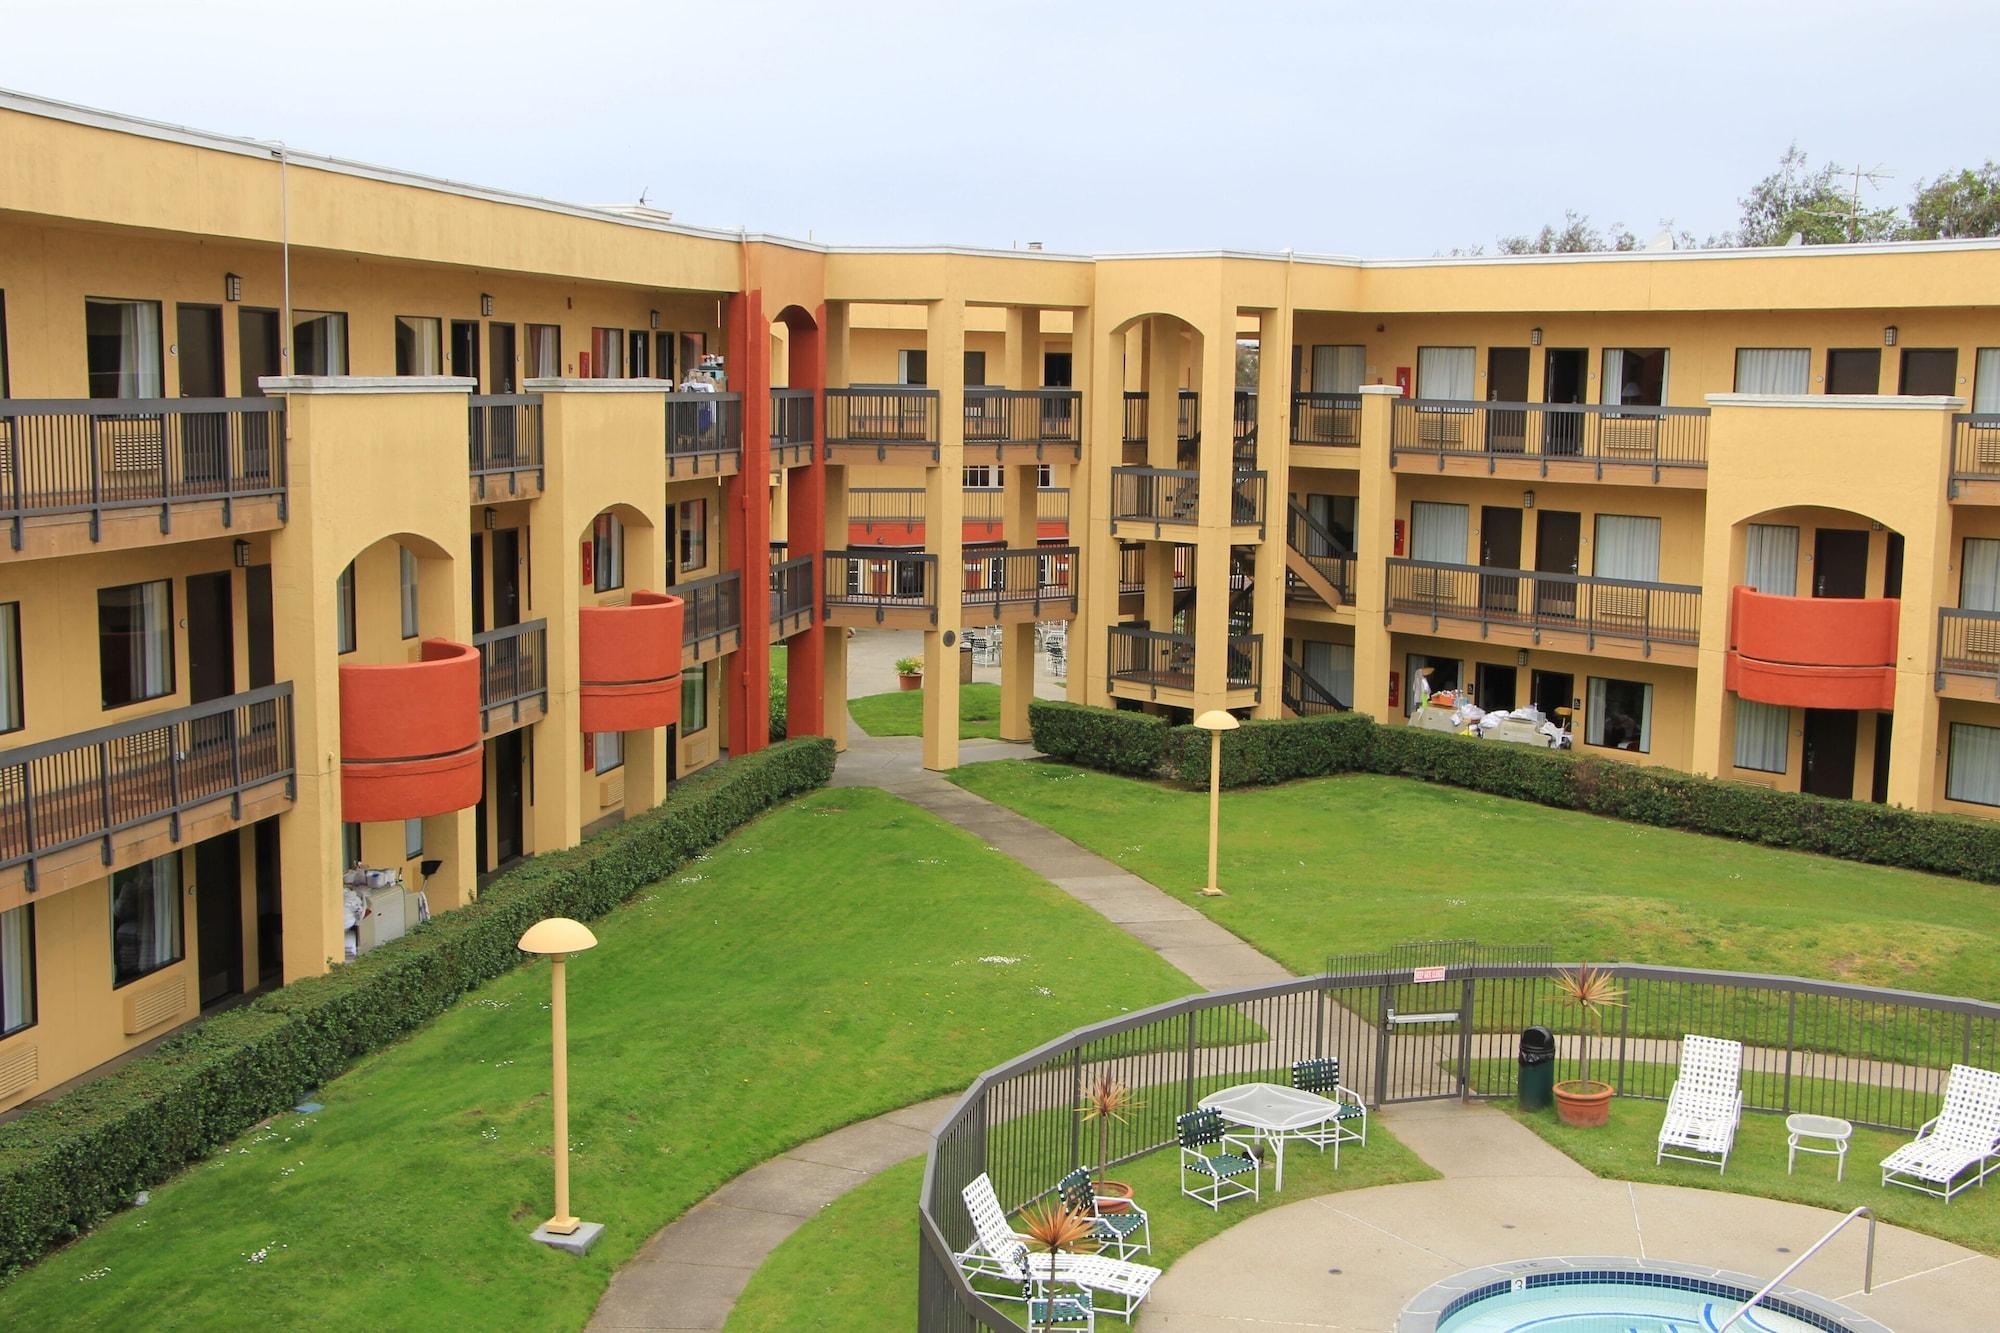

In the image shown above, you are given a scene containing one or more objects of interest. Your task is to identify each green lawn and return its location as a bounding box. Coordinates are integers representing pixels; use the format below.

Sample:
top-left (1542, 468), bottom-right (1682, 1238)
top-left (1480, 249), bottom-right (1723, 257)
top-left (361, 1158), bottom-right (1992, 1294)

top-left (0, 788), bottom-right (1195, 1330)
top-left (851, 682), bottom-right (1004, 740)
top-left (729, 1124), bottom-right (1436, 1330)
top-left (948, 763), bottom-right (2000, 999)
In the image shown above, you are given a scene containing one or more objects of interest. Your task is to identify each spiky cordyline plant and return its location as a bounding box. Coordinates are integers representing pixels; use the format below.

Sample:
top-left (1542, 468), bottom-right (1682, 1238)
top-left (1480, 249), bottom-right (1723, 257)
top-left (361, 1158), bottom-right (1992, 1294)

top-left (1016, 1200), bottom-right (1098, 1333)
top-left (1553, 964), bottom-right (1626, 1085)
top-left (1075, 1075), bottom-right (1143, 1186)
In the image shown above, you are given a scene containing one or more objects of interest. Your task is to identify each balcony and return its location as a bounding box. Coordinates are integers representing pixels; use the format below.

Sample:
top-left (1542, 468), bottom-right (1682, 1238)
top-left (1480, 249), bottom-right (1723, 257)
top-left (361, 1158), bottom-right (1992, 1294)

top-left (770, 554), bottom-right (815, 641)
top-left (1725, 586), bottom-right (1897, 710)
top-left (1386, 559), bottom-right (1701, 665)
top-left (679, 570), bottom-right (742, 667)
top-left (1948, 413), bottom-right (2000, 504)
top-left (472, 619), bottom-right (548, 734)
top-left (847, 487), bottom-right (1071, 545)
top-left (1110, 466), bottom-right (1265, 539)
top-left (468, 394), bottom-right (544, 500)
top-left (1121, 390), bottom-right (1197, 447)
top-left (771, 389), bottom-right (815, 469)
top-left (1290, 392), bottom-right (1362, 452)
top-left (962, 546), bottom-right (1078, 624)
top-left (823, 549), bottom-right (938, 628)
top-left (1285, 500), bottom-right (1354, 611)
top-left (666, 392), bottom-right (744, 478)
top-left (1105, 626), bottom-right (1262, 705)
top-left (962, 388), bottom-right (1082, 463)
top-left (825, 387), bottom-right (939, 464)
top-left (340, 640), bottom-right (481, 822)
top-left (1390, 399), bottom-right (1709, 485)
top-left (0, 684), bottom-right (294, 895)
top-left (1119, 391), bottom-right (1259, 469)
top-left (0, 398), bottom-right (286, 560)
top-left (578, 591), bottom-right (685, 732)
top-left (1116, 543), bottom-right (1192, 598)
top-left (963, 486), bottom-right (1070, 542)
top-left (1937, 608), bottom-right (2000, 699)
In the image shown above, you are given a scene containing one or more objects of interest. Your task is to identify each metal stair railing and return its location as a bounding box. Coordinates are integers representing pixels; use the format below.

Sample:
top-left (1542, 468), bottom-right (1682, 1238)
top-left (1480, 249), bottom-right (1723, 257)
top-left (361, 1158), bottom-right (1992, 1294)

top-left (1715, 1206), bottom-right (1875, 1333)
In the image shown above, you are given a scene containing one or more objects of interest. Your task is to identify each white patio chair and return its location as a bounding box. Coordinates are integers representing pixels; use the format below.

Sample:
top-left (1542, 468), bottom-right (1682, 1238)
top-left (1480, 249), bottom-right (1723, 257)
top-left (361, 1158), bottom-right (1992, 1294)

top-left (1881, 1063), bottom-right (2000, 1201)
top-left (1286, 1057), bottom-right (1369, 1166)
top-left (1655, 1034), bottom-right (1744, 1174)
top-left (954, 1173), bottom-right (1160, 1322)
top-left (1176, 1108), bottom-right (1260, 1210)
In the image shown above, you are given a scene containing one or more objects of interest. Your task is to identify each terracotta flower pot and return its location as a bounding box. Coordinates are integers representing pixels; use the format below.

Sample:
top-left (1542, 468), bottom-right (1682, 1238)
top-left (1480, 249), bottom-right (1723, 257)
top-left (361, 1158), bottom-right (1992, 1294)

top-left (1094, 1180), bottom-right (1135, 1214)
top-left (897, 672), bottom-right (923, 691)
top-left (1553, 1079), bottom-right (1614, 1127)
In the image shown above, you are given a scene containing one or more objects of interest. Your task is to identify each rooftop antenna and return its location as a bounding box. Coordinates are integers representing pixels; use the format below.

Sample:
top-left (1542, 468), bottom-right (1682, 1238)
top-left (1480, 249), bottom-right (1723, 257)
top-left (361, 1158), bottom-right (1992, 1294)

top-left (637, 186), bottom-right (651, 208)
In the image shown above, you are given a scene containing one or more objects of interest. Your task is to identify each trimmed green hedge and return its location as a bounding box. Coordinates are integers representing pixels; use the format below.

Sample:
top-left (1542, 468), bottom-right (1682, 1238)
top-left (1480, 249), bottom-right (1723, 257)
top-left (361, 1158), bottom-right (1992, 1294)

top-left (1028, 699), bottom-right (1171, 776)
top-left (0, 737), bottom-right (835, 1279)
top-left (1052, 703), bottom-right (2000, 886)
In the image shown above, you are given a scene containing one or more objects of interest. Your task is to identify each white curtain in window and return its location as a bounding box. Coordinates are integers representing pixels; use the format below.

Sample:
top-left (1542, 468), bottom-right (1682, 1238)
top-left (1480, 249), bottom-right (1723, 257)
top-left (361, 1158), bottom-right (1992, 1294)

top-left (119, 301), bottom-right (163, 398)
top-left (1593, 515), bottom-right (1662, 582)
top-left (1599, 348), bottom-right (1624, 406)
top-left (0, 904), bottom-right (29, 1034)
top-left (1303, 639), bottom-right (1354, 706)
top-left (1947, 723), bottom-right (2000, 807)
top-left (336, 563), bottom-right (356, 654)
top-left (1312, 345), bottom-right (1365, 393)
top-left (1963, 538), bottom-right (2000, 611)
top-left (1409, 501), bottom-right (1469, 563)
top-left (1744, 524), bottom-right (1800, 595)
top-left (399, 547), bottom-right (419, 637)
top-left (1975, 349), bottom-right (2000, 414)
top-left (1586, 677), bottom-right (1653, 751)
top-left (0, 604), bottom-right (18, 732)
top-left (138, 581), bottom-right (171, 697)
top-left (1736, 348), bottom-right (1810, 395)
top-left (595, 731), bottom-right (623, 774)
top-left (1416, 347), bottom-right (1474, 400)
top-left (1733, 698), bottom-right (1790, 773)
top-left (529, 326), bottom-right (560, 378)
top-left (398, 317), bottom-right (441, 375)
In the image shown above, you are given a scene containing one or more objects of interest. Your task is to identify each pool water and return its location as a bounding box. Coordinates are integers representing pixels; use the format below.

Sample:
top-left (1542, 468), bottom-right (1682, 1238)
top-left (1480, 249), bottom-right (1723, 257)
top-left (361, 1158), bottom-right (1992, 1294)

top-left (1437, 1280), bottom-right (1827, 1333)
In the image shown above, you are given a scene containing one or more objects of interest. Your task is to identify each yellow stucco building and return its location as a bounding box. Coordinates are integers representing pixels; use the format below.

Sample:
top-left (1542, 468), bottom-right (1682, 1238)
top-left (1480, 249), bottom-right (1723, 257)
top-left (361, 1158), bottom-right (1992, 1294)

top-left (3, 88), bottom-right (1999, 1110)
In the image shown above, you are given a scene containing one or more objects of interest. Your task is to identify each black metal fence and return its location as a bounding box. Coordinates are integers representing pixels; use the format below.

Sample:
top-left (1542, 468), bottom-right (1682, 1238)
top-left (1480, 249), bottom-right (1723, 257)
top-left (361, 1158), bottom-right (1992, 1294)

top-left (1120, 390), bottom-right (1199, 448)
top-left (1110, 466), bottom-right (1200, 527)
top-left (1390, 399), bottom-right (1709, 477)
top-left (468, 394), bottom-right (543, 495)
top-left (0, 398), bottom-right (287, 549)
top-left (1291, 391), bottom-right (1362, 447)
top-left (826, 387), bottom-right (940, 457)
top-left (1951, 413), bottom-right (2000, 486)
top-left (918, 958), bottom-right (2000, 1330)
top-left (849, 487), bottom-right (925, 532)
top-left (0, 684), bottom-right (296, 890)
top-left (678, 570), bottom-right (743, 658)
top-left (770, 555), bottom-right (815, 633)
top-left (963, 388), bottom-right (1082, 455)
top-left (1387, 557), bottom-right (1701, 651)
top-left (1105, 627), bottom-right (1260, 696)
top-left (823, 549), bottom-right (939, 622)
top-left (472, 620), bottom-right (547, 731)
top-left (1935, 607), bottom-right (2000, 693)
top-left (665, 391), bottom-right (743, 476)
top-left (770, 388), bottom-right (815, 460)
top-left (961, 546), bottom-right (1077, 617)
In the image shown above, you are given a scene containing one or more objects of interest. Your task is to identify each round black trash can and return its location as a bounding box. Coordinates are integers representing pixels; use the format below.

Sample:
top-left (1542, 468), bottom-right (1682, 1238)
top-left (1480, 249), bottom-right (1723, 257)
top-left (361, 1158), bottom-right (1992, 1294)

top-left (1518, 1025), bottom-right (1556, 1111)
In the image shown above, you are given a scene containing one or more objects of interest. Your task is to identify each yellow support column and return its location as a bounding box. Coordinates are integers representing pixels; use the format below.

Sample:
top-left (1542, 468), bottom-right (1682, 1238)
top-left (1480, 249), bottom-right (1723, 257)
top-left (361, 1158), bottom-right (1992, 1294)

top-left (1067, 305), bottom-right (1106, 705)
top-left (1350, 386), bottom-right (1400, 722)
top-left (1250, 306), bottom-right (1293, 719)
top-left (999, 306), bottom-right (1040, 742)
top-left (1191, 309), bottom-right (1235, 708)
top-left (923, 297), bottom-right (966, 771)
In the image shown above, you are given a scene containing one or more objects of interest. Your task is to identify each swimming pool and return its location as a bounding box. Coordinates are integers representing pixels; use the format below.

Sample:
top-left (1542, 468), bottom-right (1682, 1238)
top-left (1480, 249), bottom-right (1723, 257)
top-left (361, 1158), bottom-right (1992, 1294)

top-left (1402, 1260), bottom-right (1886, 1333)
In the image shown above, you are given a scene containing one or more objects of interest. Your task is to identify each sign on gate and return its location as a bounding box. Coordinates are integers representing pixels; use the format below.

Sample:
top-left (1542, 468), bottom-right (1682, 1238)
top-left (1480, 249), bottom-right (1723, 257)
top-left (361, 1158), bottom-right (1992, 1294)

top-left (1412, 965), bottom-right (1448, 983)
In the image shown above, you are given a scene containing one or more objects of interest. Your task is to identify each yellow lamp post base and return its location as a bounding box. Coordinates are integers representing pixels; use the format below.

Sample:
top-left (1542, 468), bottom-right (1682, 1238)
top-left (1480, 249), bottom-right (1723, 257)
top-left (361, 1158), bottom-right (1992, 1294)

top-left (1198, 886), bottom-right (1225, 897)
top-left (543, 1214), bottom-right (582, 1236)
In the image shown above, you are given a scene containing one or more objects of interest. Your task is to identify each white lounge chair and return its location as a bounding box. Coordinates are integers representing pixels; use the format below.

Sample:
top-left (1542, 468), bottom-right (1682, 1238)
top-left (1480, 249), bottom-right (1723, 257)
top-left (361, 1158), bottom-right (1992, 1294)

top-left (1881, 1063), bottom-right (2000, 1201)
top-left (955, 1173), bottom-right (1161, 1322)
top-left (1656, 1034), bottom-right (1744, 1174)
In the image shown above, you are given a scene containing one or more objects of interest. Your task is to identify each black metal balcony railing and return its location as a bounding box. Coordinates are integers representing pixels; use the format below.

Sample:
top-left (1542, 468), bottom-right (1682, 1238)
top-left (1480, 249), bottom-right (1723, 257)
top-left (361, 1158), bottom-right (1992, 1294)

top-left (1109, 465), bottom-right (1267, 533)
top-left (1936, 607), bottom-right (2000, 694)
top-left (962, 487), bottom-right (1071, 527)
top-left (1120, 390), bottom-right (1199, 447)
top-left (678, 570), bottom-right (743, 657)
top-left (471, 619), bottom-right (548, 731)
top-left (961, 545), bottom-right (1078, 616)
top-left (962, 388), bottom-right (1083, 453)
top-left (1115, 542), bottom-right (1194, 594)
top-left (1387, 557), bottom-right (1702, 651)
top-left (0, 398), bottom-right (288, 550)
top-left (849, 487), bottom-right (925, 532)
top-left (770, 555), bottom-right (815, 628)
top-left (824, 549), bottom-right (940, 622)
top-left (1286, 500), bottom-right (1356, 603)
top-left (1105, 625), bottom-right (1261, 696)
top-left (770, 388), bottom-right (815, 458)
top-left (1949, 413), bottom-right (2000, 488)
top-left (665, 391), bottom-right (744, 475)
top-left (0, 683), bottom-right (296, 890)
top-left (468, 394), bottom-right (545, 496)
top-left (1390, 399), bottom-right (1709, 476)
top-left (825, 387), bottom-right (940, 457)
top-left (1291, 391), bottom-right (1362, 447)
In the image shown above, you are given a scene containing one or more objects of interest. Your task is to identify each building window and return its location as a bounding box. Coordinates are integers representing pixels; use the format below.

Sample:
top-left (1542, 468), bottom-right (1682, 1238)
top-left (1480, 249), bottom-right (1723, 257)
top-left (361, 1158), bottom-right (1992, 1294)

top-left (1963, 538), bottom-right (2000, 611)
top-left (898, 349), bottom-right (927, 385)
top-left (1734, 347), bottom-right (1809, 394)
top-left (1601, 348), bottom-right (1667, 406)
top-left (1592, 515), bottom-right (1662, 582)
top-left (1310, 345), bottom-right (1365, 393)
top-left (293, 311), bottom-right (349, 375)
top-left (0, 289), bottom-right (10, 397)
top-left (111, 854), bottom-right (183, 988)
top-left (1415, 346), bottom-right (1474, 400)
top-left (527, 323), bottom-right (562, 378)
top-left (1302, 639), bottom-right (1354, 706)
top-left (1037, 463), bottom-right (1054, 488)
top-left (0, 903), bottom-right (34, 1037)
top-left (0, 602), bottom-right (20, 734)
top-left (1975, 348), bottom-right (2000, 414)
top-left (1947, 723), bottom-right (2000, 807)
top-left (394, 316), bottom-right (442, 375)
top-left (336, 561), bottom-right (357, 654)
top-left (1586, 676), bottom-right (1653, 753)
top-left (342, 821), bottom-right (362, 869)
top-left (1405, 652), bottom-right (1460, 714)
top-left (98, 580), bottom-right (174, 708)
top-left (1744, 524), bottom-right (1800, 595)
top-left (1733, 698), bottom-right (1789, 773)
top-left (1825, 348), bottom-right (1881, 395)
top-left (964, 350), bottom-right (987, 386)
top-left (963, 464), bottom-right (995, 489)
top-left (628, 330), bottom-right (650, 378)
top-left (589, 327), bottom-right (623, 378)
top-left (399, 546), bottom-right (420, 638)
top-left (1408, 501), bottom-right (1468, 564)
top-left (404, 817), bottom-right (424, 861)
top-left (592, 513), bottom-right (625, 592)
top-left (683, 667), bottom-right (709, 735)
top-left (594, 730), bottom-right (623, 774)
top-left (678, 499), bottom-right (708, 572)
top-left (85, 297), bottom-right (164, 398)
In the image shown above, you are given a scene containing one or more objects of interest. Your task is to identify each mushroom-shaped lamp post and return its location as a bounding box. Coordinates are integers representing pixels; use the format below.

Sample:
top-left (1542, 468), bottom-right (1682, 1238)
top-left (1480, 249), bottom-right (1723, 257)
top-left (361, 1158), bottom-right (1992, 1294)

top-left (1194, 709), bottom-right (1239, 897)
top-left (520, 916), bottom-right (600, 1252)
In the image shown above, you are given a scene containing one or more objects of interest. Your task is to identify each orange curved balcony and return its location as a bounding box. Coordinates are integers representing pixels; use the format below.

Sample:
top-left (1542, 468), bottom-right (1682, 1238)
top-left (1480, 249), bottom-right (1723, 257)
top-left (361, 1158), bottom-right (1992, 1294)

top-left (1724, 585), bottom-right (1898, 710)
top-left (579, 590), bottom-right (684, 732)
top-left (340, 639), bottom-right (482, 822)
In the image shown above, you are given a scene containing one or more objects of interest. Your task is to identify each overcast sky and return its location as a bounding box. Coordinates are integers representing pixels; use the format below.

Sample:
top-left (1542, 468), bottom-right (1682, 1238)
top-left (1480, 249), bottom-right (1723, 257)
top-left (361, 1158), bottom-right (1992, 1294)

top-left (4, 0), bottom-right (1992, 257)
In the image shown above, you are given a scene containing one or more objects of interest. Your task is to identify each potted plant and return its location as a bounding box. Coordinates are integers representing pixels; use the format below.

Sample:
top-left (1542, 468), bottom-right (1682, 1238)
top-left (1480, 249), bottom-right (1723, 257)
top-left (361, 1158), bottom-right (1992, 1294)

top-left (1075, 1074), bottom-right (1143, 1210)
top-left (1551, 964), bottom-right (1625, 1127)
top-left (1015, 1199), bottom-right (1096, 1333)
top-left (894, 656), bottom-right (924, 691)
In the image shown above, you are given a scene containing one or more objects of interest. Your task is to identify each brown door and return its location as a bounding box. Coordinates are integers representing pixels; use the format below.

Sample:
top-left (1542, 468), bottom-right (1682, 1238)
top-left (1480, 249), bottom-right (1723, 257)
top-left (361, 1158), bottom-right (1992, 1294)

top-left (1826, 349), bottom-right (1881, 394)
top-left (195, 829), bottom-right (244, 1008)
top-left (1542, 348), bottom-right (1587, 454)
top-left (1900, 348), bottom-right (1957, 396)
top-left (491, 528), bottom-right (522, 628)
top-left (488, 322), bottom-right (517, 393)
top-left (1814, 529), bottom-right (1870, 598)
top-left (1535, 509), bottom-right (1581, 619)
top-left (451, 320), bottom-right (481, 387)
top-left (177, 305), bottom-right (228, 486)
top-left (253, 819), bottom-right (282, 987)
top-left (494, 730), bottom-right (525, 864)
top-left (1475, 662), bottom-right (1518, 711)
top-left (1486, 348), bottom-right (1530, 452)
top-left (1531, 669), bottom-right (1575, 721)
top-left (186, 571), bottom-right (235, 704)
top-left (1480, 506), bottom-right (1522, 616)
top-left (237, 309), bottom-right (282, 395)
top-left (1802, 709), bottom-right (1859, 799)
top-left (245, 564), bottom-right (274, 689)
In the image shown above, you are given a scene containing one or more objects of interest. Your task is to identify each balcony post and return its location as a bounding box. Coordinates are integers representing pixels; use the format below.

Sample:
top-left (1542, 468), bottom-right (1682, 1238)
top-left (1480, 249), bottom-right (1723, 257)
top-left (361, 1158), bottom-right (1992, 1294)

top-left (822, 303), bottom-right (852, 748)
top-left (1248, 307), bottom-right (1291, 718)
top-left (999, 306), bottom-right (1040, 742)
top-left (1191, 305), bottom-right (1236, 702)
top-left (922, 296), bottom-right (967, 772)
top-left (1350, 387), bottom-right (1401, 722)
top-left (1067, 305), bottom-right (1109, 705)
top-left (724, 289), bottom-right (774, 760)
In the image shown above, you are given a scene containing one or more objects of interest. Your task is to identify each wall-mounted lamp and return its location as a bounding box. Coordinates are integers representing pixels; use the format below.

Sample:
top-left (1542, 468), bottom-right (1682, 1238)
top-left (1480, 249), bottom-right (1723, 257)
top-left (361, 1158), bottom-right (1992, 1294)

top-left (481, 293), bottom-right (494, 317)
top-left (1530, 326), bottom-right (1543, 346)
top-left (1523, 489), bottom-right (1536, 509)
top-left (1516, 648), bottom-right (1529, 667)
top-left (649, 309), bottom-right (660, 330)
top-left (484, 506), bottom-right (499, 531)
top-left (1884, 325), bottom-right (1898, 346)
top-left (224, 273), bottom-right (242, 302)
top-left (1871, 520), bottom-right (1884, 532)
top-left (233, 538), bottom-right (251, 568)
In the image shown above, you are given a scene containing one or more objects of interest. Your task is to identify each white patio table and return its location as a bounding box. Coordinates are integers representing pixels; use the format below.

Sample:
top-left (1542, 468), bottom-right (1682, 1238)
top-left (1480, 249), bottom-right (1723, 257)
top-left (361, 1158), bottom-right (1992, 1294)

top-left (1196, 1082), bottom-right (1339, 1191)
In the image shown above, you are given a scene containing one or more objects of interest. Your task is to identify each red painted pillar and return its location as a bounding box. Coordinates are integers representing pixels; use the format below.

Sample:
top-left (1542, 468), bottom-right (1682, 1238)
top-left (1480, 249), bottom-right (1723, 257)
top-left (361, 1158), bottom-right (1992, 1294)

top-left (724, 289), bottom-right (772, 757)
top-left (783, 306), bottom-right (828, 737)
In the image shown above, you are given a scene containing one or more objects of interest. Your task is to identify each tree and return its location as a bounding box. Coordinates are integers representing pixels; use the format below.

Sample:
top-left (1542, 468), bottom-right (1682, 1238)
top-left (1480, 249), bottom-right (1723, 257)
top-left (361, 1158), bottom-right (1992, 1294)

top-left (1730, 143), bottom-right (1906, 246)
top-left (1497, 210), bottom-right (1639, 255)
top-left (1908, 161), bottom-right (2000, 239)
